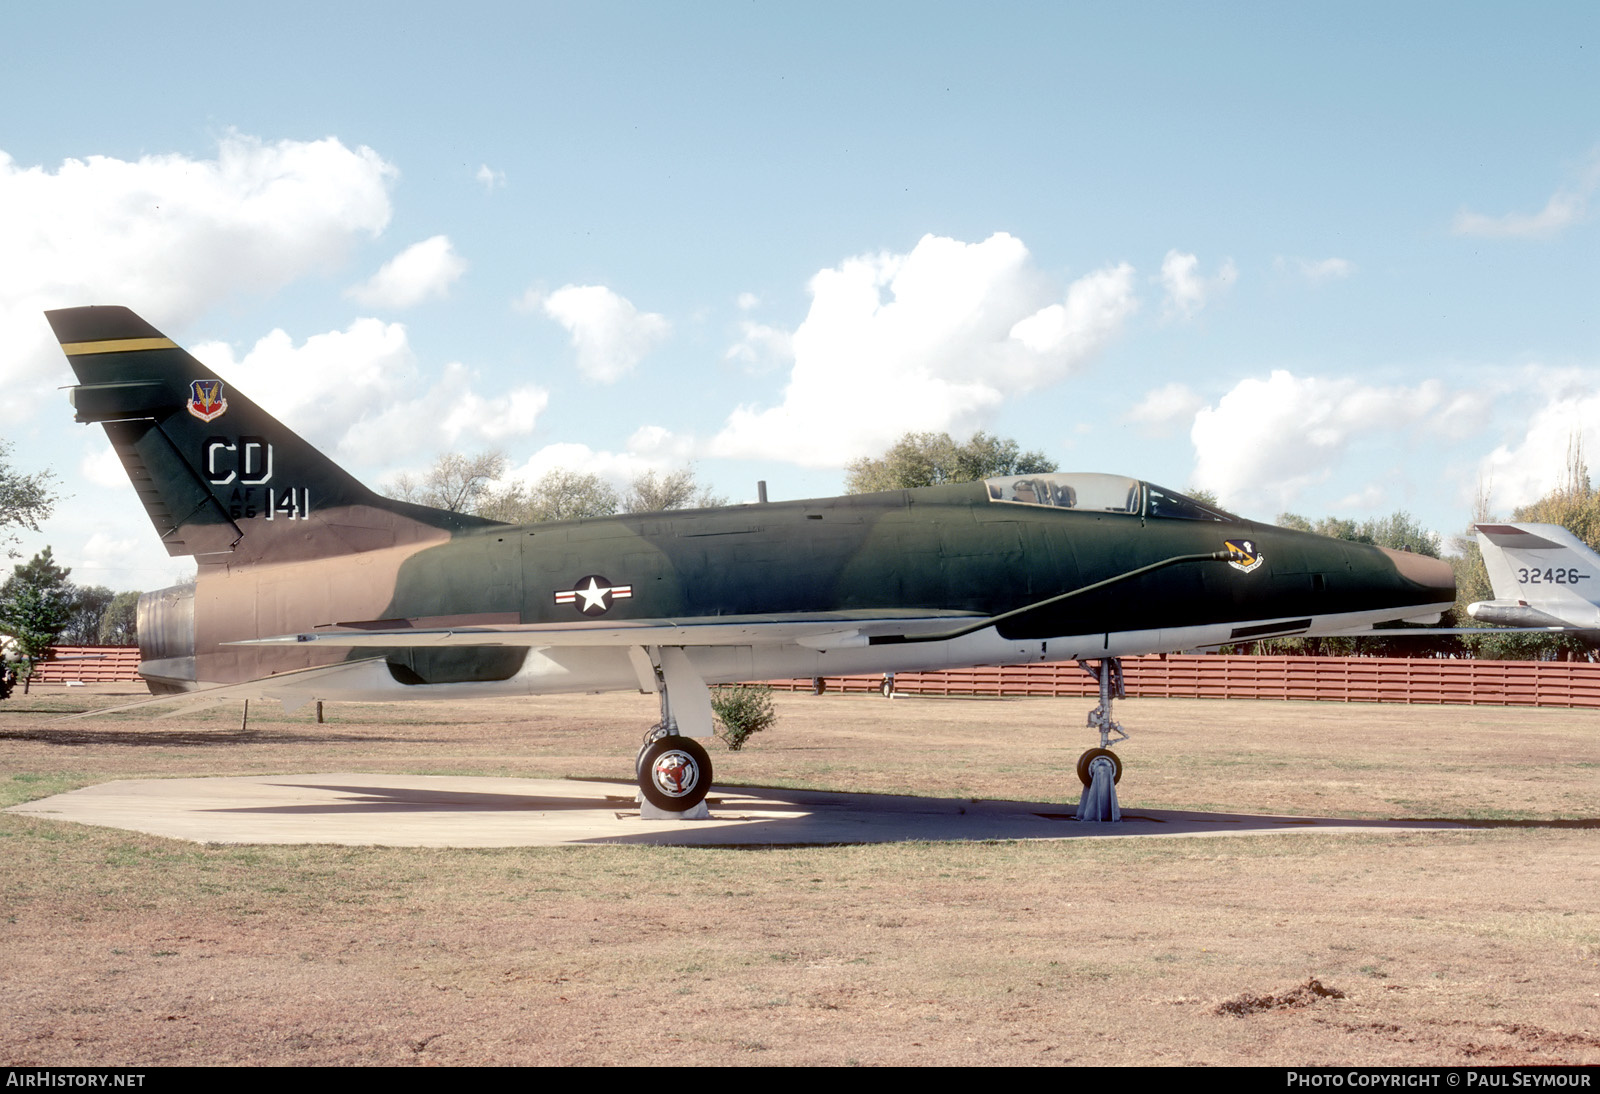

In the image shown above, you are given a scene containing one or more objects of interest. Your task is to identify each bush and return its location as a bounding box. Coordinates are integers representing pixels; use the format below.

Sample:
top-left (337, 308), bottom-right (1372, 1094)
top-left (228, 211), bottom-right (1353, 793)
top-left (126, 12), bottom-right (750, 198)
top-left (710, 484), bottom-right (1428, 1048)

top-left (710, 685), bottom-right (777, 751)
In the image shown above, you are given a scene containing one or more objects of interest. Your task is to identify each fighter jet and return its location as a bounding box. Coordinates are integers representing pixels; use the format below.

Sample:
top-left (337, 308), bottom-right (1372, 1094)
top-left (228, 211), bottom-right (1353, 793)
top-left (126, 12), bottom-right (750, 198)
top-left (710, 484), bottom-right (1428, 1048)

top-left (48, 305), bottom-right (1456, 813)
top-left (1469, 522), bottom-right (1600, 637)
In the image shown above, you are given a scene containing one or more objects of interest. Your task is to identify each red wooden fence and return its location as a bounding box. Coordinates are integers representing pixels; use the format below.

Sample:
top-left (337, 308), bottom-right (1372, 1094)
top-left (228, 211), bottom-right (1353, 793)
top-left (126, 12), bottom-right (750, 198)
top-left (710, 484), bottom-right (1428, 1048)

top-left (756, 655), bottom-right (1600, 709)
top-left (23, 647), bottom-right (1600, 709)
top-left (28, 646), bottom-right (143, 684)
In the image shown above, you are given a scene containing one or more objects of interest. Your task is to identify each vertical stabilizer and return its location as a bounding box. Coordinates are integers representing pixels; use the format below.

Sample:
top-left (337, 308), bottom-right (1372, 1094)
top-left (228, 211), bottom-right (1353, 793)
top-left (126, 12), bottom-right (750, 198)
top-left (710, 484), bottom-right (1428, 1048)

top-left (48, 306), bottom-right (497, 564)
top-left (1470, 522), bottom-right (1600, 629)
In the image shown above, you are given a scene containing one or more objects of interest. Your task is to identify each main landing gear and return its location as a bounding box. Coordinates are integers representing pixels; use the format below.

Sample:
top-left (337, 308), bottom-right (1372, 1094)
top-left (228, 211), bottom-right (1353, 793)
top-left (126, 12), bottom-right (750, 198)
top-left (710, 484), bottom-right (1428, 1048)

top-left (633, 647), bottom-right (715, 817)
top-left (637, 732), bottom-right (713, 813)
top-left (1076, 658), bottom-right (1125, 822)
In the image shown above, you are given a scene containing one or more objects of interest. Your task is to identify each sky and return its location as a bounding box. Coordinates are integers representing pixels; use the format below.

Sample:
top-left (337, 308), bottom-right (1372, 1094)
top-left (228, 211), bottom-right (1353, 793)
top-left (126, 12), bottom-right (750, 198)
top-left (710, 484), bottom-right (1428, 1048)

top-left (2, 1), bottom-right (1597, 592)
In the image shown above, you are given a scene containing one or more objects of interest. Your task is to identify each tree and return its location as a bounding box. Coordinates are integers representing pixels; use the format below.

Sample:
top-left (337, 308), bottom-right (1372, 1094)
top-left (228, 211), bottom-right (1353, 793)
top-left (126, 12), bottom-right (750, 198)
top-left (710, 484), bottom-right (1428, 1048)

top-left (622, 469), bottom-right (727, 513)
top-left (385, 451), bottom-right (727, 521)
top-left (0, 548), bottom-right (75, 689)
top-left (1273, 510), bottom-right (1441, 558)
top-left (97, 590), bottom-right (141, 646)
top-left (0, 441), bottom-right (57, 557)
top-left (60, 584), bottom-right (114, 645)
top-left (844, 431), bottom-right (1056, 494)
top-left (1260, 510), bottom-right (1447, 656)
top-left (386, 451), bottom-right (507, 513)
top-left (478, 469), bottom-right (621, 524)
top-left (710, 684), bottom-right (777, 751)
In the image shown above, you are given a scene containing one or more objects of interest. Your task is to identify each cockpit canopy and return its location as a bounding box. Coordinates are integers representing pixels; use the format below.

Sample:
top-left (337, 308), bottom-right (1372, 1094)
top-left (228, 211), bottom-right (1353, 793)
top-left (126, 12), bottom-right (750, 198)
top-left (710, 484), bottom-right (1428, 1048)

top-left (984, 472), bottom-right (1238, 522)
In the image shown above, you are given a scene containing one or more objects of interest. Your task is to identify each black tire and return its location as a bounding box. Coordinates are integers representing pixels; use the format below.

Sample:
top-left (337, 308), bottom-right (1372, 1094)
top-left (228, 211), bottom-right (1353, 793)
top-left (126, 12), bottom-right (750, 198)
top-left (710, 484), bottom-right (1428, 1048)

top-left (880, 676), bottom-right (894, 698)
top-left (1076, 747), bottom-right (1122, 787)
top-left (636, 725), bottom-right (670, 780)
top-left (638, 736), bottom-right (714, 812)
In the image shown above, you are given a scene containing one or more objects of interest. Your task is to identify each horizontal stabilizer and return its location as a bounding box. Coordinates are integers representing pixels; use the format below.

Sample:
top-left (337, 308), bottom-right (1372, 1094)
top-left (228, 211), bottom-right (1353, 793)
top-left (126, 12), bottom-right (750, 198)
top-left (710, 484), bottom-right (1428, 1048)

top-left (58, 657), bottom-right (394, 719)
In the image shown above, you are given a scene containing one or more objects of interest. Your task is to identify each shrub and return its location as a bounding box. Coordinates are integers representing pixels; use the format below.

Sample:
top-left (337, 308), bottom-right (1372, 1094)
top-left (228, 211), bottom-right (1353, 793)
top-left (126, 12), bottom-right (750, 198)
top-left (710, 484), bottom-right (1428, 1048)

top-left (710, 685), bottom-right (777, 751)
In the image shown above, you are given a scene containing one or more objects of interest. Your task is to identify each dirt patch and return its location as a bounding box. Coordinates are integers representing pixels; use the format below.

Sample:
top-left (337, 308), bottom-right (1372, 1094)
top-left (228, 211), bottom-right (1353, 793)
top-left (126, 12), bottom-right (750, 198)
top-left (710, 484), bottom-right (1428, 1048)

top-left (1215, 978), bottom-right (1347, 1016)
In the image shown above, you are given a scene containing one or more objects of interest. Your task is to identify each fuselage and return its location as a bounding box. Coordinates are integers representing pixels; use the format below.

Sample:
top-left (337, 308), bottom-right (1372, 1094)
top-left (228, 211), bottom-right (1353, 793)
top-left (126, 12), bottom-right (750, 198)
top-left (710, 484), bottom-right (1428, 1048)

top-left (139, 476), bottom-right (1456, 699)
top-left (47, 306), bottom-right (1454, 707)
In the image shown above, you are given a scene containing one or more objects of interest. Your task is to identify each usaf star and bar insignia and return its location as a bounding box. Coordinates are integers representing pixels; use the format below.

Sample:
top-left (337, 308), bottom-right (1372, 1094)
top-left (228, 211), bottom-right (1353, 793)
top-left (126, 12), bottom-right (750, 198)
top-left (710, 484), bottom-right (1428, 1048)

top-left (555, 575), bottom-right (634, 616)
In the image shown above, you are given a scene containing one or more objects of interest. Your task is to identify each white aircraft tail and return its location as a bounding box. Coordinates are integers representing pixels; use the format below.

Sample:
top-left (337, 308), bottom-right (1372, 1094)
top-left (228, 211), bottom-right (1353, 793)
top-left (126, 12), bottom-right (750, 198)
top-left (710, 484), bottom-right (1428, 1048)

top-left (1470, 523), bottom-right (1600, 629)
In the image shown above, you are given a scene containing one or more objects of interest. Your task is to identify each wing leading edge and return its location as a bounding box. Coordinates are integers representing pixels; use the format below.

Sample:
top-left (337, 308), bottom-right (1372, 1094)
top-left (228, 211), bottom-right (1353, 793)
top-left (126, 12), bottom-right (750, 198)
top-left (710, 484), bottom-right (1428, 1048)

top-left (228, 611), bottom-right (988, 652)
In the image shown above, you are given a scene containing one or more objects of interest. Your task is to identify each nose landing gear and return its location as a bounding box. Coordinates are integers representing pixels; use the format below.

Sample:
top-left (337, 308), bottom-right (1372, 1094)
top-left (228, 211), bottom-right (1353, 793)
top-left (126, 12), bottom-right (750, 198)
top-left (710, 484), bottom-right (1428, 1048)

top-left (1076, 658), bottom-right (1125, 821)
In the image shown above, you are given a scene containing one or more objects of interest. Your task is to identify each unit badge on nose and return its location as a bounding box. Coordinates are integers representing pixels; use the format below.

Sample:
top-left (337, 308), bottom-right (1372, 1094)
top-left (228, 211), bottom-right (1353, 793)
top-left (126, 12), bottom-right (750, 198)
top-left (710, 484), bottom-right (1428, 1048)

top-left (554, 575), bottom-right (634, 615)
top-left (1225, 539), bottom-right (1264, 574)
top-left (187, 379), bottom-right (228, 422)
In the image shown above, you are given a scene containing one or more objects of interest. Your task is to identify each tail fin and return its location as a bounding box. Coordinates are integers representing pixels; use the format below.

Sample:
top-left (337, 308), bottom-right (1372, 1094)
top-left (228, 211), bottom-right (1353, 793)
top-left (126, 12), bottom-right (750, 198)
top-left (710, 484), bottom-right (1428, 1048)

top-left (49, 306), bottom-right (494, 564)
top-left (1470, 522), bottom-right (1600, 629)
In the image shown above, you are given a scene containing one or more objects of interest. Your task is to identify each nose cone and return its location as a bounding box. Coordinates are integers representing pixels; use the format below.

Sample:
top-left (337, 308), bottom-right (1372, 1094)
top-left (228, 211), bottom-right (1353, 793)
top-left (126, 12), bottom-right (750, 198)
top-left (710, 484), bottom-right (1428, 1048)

top-left (1376, 547), bottom-right (1455, 600)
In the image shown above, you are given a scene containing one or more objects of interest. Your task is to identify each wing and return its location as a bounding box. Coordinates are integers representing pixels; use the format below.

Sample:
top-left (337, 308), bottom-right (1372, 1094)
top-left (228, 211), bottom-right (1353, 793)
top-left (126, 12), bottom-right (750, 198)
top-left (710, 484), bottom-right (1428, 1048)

top-left (227, 610), bottom-right (988, 652)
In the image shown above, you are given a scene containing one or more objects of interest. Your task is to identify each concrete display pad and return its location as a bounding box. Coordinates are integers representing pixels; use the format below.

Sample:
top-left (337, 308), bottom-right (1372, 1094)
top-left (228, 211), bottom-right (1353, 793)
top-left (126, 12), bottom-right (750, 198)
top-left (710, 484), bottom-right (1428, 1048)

top-left (6, 772), bottom-right (1476, 847)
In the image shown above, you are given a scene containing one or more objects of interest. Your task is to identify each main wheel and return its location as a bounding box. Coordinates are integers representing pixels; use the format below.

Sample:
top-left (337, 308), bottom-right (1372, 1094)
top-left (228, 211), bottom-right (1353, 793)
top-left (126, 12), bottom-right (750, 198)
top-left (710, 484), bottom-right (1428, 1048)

top-left (1076, 747), bottom-right (1123, 787)
top-left (880, 675), bottom-right (894, 698)
top-left (638, 736), bottom-right (714, 812)
top-left (636, 725), bottom-right (670, 780)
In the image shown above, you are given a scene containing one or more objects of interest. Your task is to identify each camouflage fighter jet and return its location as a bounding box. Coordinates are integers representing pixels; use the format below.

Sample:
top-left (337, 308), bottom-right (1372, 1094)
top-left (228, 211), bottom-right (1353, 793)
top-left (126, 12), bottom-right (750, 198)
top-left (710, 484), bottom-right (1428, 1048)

top-left (49, 306), bottom-right (1456, 813)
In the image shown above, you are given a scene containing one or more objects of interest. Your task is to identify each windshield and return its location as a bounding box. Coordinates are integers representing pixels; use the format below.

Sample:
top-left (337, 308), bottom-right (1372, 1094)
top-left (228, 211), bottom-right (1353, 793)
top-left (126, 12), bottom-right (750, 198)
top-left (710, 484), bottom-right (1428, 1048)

top-left (985, 473), bottom-right (1141, 513)
top-left (984, 473), bottom-right (1237, 522)
top-left (1144, 483), bottom-right (1238, 522)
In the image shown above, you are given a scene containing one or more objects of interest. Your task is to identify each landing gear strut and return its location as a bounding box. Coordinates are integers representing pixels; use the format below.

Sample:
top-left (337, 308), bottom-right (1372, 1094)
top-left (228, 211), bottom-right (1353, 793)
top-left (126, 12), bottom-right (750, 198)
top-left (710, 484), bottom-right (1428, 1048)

top-left (1076, 658), bottom-right (1125, 822)
top-left (1077, 657), bottom-right (1127, 785)
top-left (633, 647), bottom-right (715, 816)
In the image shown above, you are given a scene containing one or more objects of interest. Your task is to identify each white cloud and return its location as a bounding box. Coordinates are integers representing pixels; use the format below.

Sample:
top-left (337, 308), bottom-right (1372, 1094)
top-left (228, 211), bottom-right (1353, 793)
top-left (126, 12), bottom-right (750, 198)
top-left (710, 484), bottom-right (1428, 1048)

top-left (195, 320), bottom-right (548, 470)
top-left (1277, 256), bottom-right (1356, 283)
top-left (626, 425), bottom-right (698, 462)
top-left (341, 362), bottom-right (549, 465)
top-left (736, 292), bottom-right (761, 311)
top-left (1190, 370), bottom-right (1452, 513)
top-left (501, 442), bottom-right (665, 489)
top-left (475, 164), bottom-right (506, 190)
top-left (724, 320), bottom-right (794, 370)
top-left (708, 232), bottom-right (1139, 466)
top-left (1478, 385), bottom-right (1600, 512)
top-left (0, 133), bottom-right (395, 423)
top-left (77, 529), bottom-right (149, 579)
top-left (1452, 155), bottom-right (1600, 239)
top-left (79, 442), bottom-right (128, 489)
top-left (541, 285), bottom-right (671, 382)
top-left (1331, 483), bottom-right (1388, 512)
top-left (1159, 250), bottom-right (1237, 321)
top-left (1125, 382), bottom-right (1204, 436)
top-left (345, 235), bottom-right (466, 308)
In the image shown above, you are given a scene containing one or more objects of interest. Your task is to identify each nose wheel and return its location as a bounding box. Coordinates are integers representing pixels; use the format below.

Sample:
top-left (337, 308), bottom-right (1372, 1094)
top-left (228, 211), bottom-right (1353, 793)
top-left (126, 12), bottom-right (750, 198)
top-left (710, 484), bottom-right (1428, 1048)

top-left (1076, 746), bottom-right (1123, 786)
